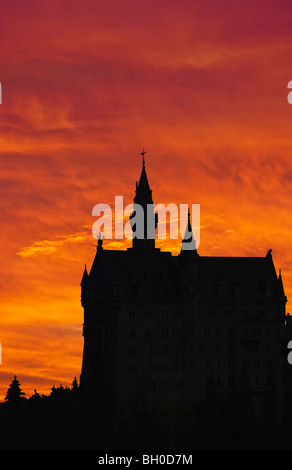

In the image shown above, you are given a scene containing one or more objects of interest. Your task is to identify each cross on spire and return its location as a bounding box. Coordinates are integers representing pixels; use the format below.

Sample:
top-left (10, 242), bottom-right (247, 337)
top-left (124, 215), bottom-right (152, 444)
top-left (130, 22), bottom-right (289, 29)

top-left (141, 149), bottom-right (146, 168)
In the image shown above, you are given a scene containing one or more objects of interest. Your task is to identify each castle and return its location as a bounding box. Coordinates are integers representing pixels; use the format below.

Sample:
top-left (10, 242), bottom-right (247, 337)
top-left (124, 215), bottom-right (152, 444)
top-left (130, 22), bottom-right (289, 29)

top-left (79, 153), bottom-right (288, 419)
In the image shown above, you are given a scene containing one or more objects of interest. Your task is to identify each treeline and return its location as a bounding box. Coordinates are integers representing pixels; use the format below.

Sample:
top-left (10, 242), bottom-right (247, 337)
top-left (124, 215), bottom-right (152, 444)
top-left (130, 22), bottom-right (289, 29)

top-left (1, 375), bottom-right (292, 450)
top-left (0, 375), bottom-right (113, 450)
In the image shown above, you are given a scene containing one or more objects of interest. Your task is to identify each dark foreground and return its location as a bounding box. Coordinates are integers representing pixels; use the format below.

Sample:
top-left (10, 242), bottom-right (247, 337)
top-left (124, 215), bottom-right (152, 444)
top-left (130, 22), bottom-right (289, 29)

top-left (1, 382), bottom-right (292, 450)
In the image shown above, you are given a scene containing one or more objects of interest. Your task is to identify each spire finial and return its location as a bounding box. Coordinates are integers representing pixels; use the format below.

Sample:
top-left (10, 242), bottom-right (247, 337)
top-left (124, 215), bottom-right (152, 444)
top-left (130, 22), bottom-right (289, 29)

top-left (96, 231), bottom-right (103, 250)
top-left (141, 149), bottom-right (146, 168)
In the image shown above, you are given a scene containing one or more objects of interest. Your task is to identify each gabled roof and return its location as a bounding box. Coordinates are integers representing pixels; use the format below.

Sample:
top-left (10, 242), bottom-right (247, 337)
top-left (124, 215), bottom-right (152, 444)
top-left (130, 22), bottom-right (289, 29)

top-left (196, 252), bottom-right (285, 301)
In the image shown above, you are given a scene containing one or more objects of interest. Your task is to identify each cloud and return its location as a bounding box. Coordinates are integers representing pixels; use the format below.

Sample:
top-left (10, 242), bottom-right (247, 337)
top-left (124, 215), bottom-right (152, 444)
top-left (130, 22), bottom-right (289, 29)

top-left (17, 232), bottom-right (89, 258)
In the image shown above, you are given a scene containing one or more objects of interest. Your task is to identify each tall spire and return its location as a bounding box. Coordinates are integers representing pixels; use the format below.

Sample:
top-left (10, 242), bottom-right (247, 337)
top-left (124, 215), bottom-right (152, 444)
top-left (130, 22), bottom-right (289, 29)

top-left (134, 150), bottom-right (152, 205)
top-left (129, 150), bottom-right (158, 250)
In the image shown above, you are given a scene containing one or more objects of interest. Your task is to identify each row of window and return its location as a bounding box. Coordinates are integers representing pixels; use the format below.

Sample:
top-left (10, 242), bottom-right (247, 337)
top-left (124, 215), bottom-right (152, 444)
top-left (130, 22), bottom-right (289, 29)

top-left (128, 364), bottom-right (181, 373)
top-left (128, 326), bottom-right (274, 338)
top-left (208, 308), bottom-right (268, 318)
top-left (125, 377), bottom-right (272, 390)
top-left (203, 326), bottom-right (273, 337)
top-left (148, 381), bottom-right (183, 391)
top-left (129, 310), bottom-right (181, 319)
top-left (129, 328), bottom-right (182, 338)
top-left (129, 360), bottom-right (271, 374)
top-left (128, 308), bottom-right (273, 319)
top-left (129, 346), bottom-right (181, 357)
top-left (204, 375), bottom-right (273, 388)
top-left (203, 360), bottom-right (271, 371)
top-left (128, 342), bottom-right (274, 357)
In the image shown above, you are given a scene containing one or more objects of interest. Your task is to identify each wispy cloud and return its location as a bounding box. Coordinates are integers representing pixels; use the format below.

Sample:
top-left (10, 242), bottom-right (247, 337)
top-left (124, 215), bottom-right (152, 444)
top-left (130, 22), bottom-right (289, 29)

top-left (17, 232), bottom-right (89, 258)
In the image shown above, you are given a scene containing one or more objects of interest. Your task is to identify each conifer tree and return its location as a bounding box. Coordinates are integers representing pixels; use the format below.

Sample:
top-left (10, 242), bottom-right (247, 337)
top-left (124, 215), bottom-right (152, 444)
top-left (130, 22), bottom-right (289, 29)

top-left (5, 375), bottom-right (25, 404)
top-left (71, 376), bottom-right (79, 390)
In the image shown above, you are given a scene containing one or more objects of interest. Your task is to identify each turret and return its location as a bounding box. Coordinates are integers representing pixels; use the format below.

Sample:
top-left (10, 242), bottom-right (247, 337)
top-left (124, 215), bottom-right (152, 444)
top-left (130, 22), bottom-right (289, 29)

top-left (180, 208), bottom-right (198, 257)
top-left (80, 264), bottom-right (89, 306)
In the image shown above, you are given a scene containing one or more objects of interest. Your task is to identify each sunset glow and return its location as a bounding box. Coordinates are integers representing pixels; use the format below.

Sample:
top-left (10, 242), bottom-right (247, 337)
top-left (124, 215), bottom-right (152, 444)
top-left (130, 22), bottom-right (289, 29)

top-left (1, 0), bottom-right (292, 400)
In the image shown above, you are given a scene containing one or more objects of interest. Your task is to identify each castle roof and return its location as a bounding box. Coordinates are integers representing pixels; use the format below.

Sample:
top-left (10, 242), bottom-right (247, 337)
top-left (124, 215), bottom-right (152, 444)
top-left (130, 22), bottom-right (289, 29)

top-left (82, 246), bottom-right (285, 305)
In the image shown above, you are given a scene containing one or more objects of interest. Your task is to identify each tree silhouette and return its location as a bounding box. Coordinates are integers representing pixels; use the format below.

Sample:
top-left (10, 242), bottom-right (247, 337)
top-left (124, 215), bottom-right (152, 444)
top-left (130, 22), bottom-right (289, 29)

top-left (4, 375), bottom-right (25, 404)
top-left (71, 376), bottom-right (79, 391)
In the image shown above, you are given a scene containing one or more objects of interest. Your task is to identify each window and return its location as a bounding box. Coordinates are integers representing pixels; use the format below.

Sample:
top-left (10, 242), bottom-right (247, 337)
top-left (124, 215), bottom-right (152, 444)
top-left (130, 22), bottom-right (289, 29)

top-left (173, 346), bottom-right (180, 355)
top-left (227, 343), bottom-right (233, 353)
top-left (241, 309), bottom-right (249, 318)
top-left (173, 381), bottom-right (182, 389)
top-left (266, 284), bottom-right (273, 298)
top-left (129, 310), bottom-right (136, 319)
top-left (173, 310), bottom-right (181, 319)
top-left (266, 326), bottom-right (271, 337)
top-left (162, 346), bottom-right (169, 357)
top-left (129, 348), bottom-right (136, 357)
top-left (199, 344), bottom-right (205, 353)
top-left (208, 309), bottom-right (216, 318)
top-left (258, 309), bottom-right (265, 319)
top-left (253, 327), bottom-right (260, 338)
top-left (162, 328), bottom-right (169, 338)
top-left (128, 365), bottom-right (136, 374)
top-left (225, 309), bottom-right (233, 318)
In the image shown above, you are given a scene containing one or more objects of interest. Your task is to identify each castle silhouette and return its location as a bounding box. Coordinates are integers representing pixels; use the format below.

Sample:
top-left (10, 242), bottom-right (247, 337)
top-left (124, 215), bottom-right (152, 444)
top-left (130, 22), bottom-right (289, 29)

top-left (79, 153), bottom-right (290, 422)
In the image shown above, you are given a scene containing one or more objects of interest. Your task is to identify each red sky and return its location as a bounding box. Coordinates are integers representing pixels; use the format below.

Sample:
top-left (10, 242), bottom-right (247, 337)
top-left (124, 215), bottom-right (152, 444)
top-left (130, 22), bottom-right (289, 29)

top-left (1, 0), bottom-right (292, 400)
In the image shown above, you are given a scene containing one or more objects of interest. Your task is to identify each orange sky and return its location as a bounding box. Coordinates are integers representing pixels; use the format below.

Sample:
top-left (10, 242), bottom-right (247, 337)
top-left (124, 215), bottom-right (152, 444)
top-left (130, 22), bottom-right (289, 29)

top-left (1, 0), bottom-right (292, 400)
